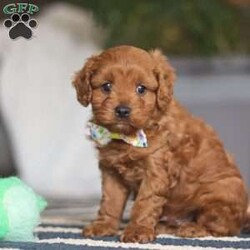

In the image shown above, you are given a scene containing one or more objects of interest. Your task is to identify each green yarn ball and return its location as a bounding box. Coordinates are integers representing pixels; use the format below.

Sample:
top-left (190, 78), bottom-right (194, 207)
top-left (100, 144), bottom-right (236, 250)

top-left (0, 177), bottom-right (47, 241)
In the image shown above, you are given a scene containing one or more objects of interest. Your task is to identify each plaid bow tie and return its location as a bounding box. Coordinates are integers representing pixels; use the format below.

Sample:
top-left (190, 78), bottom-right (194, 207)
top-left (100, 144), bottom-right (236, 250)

top-left (87, 122), bottom-right (148, 148)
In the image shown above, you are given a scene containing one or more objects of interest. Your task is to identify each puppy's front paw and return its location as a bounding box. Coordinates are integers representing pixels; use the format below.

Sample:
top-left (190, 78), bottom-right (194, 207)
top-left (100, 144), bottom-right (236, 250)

top-left (120, 225), bottom-right (155, 243)
top-left (83, 221), bottom-right (117, 237)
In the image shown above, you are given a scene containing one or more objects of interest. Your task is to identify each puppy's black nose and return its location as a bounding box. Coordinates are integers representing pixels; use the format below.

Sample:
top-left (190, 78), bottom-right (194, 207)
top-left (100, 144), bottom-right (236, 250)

top-left (115, 105), bottom-right (131, 118)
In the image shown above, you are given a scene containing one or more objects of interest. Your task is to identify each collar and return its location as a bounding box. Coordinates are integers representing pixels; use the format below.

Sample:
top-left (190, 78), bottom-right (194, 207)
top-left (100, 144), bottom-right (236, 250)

top-left (87, 122), bottom-right (148, 148)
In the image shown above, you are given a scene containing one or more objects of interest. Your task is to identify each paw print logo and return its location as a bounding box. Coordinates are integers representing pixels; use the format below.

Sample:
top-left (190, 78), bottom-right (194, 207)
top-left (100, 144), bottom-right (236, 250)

top-left (3, 13), bottom-right (37, 40)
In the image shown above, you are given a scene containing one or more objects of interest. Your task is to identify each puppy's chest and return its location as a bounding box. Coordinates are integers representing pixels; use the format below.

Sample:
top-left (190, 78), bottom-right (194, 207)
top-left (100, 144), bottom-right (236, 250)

top-left (99, 144), bottom-right (146, 187)
top-left (115, 160), bottom-right (146, 186)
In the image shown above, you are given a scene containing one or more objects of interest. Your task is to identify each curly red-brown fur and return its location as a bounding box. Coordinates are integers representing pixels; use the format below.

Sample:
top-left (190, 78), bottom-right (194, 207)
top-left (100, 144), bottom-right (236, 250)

top-left (73, 45), bottom-right (249, 243)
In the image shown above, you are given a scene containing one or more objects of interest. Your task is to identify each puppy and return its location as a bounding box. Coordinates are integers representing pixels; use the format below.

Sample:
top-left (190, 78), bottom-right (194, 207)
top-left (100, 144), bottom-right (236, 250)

top-left (73, 45), bottom-right (248, 243)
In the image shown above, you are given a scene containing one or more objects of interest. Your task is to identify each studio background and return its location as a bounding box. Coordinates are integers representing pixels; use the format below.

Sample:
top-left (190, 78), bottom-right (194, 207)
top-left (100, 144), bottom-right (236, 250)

top-left (0, 0), bottom-right (249, 199)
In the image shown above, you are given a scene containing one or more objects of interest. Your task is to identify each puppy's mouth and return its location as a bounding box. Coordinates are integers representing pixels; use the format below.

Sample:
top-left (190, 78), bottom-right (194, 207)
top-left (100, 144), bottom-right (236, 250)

top-left (109, 121), bottom-right (137, 135)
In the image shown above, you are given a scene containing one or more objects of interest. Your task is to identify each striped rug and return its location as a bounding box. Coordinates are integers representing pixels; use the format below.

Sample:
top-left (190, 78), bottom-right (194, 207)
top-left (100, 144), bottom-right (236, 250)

top-left (0, 199), bottom-right (250, 249)
top-left (1, 222), bottom-right (250, 249)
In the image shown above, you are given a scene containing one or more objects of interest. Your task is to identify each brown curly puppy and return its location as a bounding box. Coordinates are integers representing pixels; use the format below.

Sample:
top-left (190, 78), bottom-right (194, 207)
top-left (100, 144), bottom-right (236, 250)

top-left (73, 45), bottom-right (248, 243)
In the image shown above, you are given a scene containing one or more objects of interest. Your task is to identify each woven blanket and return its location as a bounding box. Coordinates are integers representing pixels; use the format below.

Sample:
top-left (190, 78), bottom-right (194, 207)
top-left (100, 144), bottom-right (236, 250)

top-left (0, 200), bottom-right (250, 249)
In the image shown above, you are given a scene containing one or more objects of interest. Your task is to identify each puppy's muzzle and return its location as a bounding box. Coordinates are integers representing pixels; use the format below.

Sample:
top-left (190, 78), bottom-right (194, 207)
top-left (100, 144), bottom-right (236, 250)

top-left (115, 105), bottom-right (131, 118)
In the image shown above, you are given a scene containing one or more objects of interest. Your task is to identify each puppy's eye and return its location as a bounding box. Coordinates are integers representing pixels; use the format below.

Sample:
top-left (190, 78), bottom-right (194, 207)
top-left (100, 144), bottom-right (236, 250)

top-left (101, 82), bottom-right (112, 93)
top-left (136, 85), bottom-right (146, 95)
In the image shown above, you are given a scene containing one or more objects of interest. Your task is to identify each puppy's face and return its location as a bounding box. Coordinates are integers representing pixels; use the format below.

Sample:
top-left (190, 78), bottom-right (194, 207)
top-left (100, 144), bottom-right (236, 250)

top-left (73, 46), bottom-right (175, 135)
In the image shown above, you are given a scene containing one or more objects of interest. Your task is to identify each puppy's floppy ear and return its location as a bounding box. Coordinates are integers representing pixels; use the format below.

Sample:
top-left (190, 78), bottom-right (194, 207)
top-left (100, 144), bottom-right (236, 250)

top-left (149, 49), bottom-right (176, 110)
top-left (72, 56), bottom-right (98, 107)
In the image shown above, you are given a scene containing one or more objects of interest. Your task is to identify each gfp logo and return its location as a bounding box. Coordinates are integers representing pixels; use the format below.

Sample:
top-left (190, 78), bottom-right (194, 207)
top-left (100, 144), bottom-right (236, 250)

top-left (3, 3), bottom-right (39, 40)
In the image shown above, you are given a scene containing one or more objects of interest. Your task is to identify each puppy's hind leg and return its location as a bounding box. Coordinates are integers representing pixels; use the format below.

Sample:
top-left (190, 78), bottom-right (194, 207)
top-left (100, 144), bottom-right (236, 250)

top-left (156, 220), bottom-right (211, 237)
top-left (196, 203), bottom-right (245, 237)
top-left (156, 201), bottom-right (246, 238)
top-left (156, 200), bottom-right (246, 238)
top-left (156, 219), bottom-right (180, 235)
top-left (196, 177), bottom-right (248, 237)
